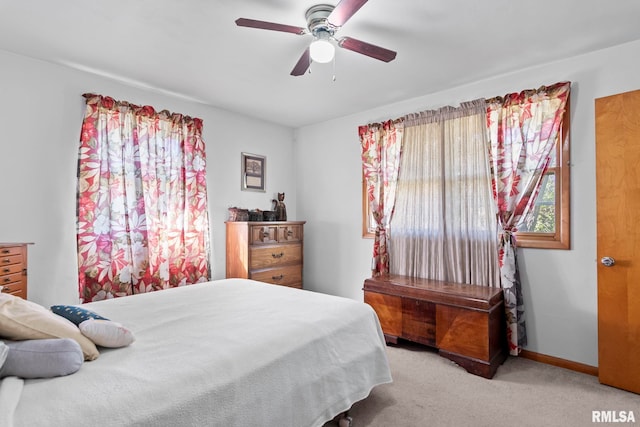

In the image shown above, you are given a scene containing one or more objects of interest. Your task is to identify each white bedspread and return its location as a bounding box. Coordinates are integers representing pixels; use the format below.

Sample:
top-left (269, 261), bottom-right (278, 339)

top-left (1, 279), bottom-right (391, 427)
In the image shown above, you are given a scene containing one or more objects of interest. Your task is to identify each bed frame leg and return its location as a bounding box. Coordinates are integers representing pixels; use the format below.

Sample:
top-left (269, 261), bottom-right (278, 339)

top-left (335, 411), bottom-right (353, 427)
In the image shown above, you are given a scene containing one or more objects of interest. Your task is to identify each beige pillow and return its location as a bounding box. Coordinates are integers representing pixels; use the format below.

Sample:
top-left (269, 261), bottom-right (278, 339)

top-left (0, 294), bottom-right (99, 361)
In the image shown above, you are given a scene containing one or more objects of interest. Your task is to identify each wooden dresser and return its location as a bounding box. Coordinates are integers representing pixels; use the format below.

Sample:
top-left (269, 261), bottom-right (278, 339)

top-left (0, 243), bottom-right (31, 299)
top-left (364, 274), bottom-right (507, 378)
top-left (226, 221), bottom-right (305, 289)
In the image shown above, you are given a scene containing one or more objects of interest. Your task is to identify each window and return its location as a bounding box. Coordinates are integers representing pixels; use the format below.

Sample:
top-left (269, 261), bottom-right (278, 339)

top-left (386, 106), bottom-right (499, 285)
top-left (362, 97), bottom-right (571, 250)
top-left (515, 101), bottom-right (570, 249)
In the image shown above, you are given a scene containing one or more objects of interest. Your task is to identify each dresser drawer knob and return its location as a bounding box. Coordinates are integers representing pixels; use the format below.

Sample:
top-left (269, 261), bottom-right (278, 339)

top-left (1, 249), bottom-right (10, 254)
top-left (2, 259), bottom-right (9, 264)
top-left (272, 252), bottom-right (284, 258)
top-left (287, 230), bottom-right (293, 235)
top-left (2, 268), bottom-right (9, 274)
top-left (272, 274), bottom-right (284, 281)
top-left (3, 278), bottom-right (10, 283)
top-left (0, 286), bottom-right (7, 293)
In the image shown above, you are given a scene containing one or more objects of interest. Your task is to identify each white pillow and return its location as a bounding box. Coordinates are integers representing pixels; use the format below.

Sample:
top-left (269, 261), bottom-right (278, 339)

top-left (79, 319), bottom-right (135, 348)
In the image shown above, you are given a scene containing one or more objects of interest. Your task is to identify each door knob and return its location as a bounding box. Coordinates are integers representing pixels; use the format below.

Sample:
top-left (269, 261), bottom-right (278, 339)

top-left (600, 256), bottom-right (615, 267)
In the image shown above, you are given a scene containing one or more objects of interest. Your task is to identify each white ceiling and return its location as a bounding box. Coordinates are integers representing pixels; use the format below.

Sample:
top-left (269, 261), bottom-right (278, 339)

top-left (2, 0), bottom-right (640, 128)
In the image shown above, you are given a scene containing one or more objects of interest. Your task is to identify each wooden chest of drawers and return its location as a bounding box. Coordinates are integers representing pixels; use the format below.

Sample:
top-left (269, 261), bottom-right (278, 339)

top-left (226, 221), bottom-right (305, 289)
top-left (0, 243), bottom-right (30, 299)
top-left (364, 274), bottom-right (507, 378)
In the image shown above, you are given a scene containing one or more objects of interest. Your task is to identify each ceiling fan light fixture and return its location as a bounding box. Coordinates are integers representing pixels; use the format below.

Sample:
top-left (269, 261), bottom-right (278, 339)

top-left (309, 34), bottom-right (335, 63)
top-left (236, 1), bottom-right (398, 76)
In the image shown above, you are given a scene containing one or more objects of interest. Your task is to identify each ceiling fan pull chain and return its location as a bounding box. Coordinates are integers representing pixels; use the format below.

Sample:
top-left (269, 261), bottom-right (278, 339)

top-left (332, 55), bottom-right (337, 82)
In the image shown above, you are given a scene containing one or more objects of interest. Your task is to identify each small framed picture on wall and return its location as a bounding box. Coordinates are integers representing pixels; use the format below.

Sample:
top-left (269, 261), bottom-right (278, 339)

top-left (241, 152), bottom-right (266, 192)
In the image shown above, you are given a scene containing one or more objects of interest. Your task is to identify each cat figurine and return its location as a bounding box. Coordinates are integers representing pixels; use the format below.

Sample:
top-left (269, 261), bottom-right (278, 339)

top-left (272, 192), bottom-right (287, 221)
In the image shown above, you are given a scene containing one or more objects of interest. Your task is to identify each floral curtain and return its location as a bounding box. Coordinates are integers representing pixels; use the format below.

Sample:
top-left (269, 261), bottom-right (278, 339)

top-left (359, 120), bottom-right (404, 276)
top-left (486, 81), bottom-right (571, 354)
top-left (77, 94), bottom-right (211, 303)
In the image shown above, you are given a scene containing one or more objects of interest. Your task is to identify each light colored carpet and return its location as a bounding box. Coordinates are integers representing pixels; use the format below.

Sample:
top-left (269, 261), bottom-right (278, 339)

top-left (326, 342), bottom-right (639, 427)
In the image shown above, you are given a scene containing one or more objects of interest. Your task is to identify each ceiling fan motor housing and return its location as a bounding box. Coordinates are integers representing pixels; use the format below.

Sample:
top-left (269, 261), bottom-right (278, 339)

top-left (305, 4), bottom-right (336, 38)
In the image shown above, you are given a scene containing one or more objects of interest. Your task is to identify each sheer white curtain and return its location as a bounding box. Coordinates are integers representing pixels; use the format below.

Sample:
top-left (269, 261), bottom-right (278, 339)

top-left (389, 100), bottom-right (499, 286)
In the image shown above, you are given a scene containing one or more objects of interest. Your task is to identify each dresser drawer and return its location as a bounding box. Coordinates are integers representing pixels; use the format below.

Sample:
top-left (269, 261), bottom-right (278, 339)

top-left (250, 225), bottom-right (279, 244)
top-left (250, 265), bottom-right (302, 288)
top-left (0, 246), bottom-right (23, 257)
top-left (1, 280), bottom-right (25, 296)
top-left (0, 271), bottom-right (23, 286)
top-left (278, 225), bottom-right (303, 242)
top-left (0, 254), bottom-right (23, 267)
top-left (250, 244), bottom-right (301, 269)
top-left (1, 263), bottom-right (23, 276)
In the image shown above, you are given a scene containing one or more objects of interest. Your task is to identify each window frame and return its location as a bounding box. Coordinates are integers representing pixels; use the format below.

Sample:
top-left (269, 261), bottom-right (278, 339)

top-left (362, 176), bottom-right (375, 238)
top-left (515, 99), bottom-right (571, 250)
top-left (362, 98), bottom-right (571, 249)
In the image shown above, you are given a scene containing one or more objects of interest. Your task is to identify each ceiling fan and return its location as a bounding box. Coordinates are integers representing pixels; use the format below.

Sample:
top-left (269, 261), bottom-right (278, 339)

top-left (235, 0), bottom-right (397, 76)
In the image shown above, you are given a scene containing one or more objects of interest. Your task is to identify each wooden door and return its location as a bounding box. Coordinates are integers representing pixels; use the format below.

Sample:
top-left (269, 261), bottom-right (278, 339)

top-left (595, 89), bottom-right (640, 394)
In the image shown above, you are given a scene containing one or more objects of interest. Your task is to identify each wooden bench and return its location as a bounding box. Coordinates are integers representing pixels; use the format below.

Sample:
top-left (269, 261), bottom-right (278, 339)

top-left (363, 275), bottom-right (507, 378)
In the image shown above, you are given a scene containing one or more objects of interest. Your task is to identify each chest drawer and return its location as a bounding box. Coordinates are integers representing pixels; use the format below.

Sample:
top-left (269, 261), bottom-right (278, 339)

top-left (0, 254), bottom-right (23, 267)
top-left (1, 279), bottom-right (25, 296)
top-left (250, 244), bottom-right (301, 269)
top-left (0, 271), bottom-right (23, 286)
top-left (1, 263), bottom-right (23, 276)
top-left (277, 225), bottom-right (302, 242)
top-left (250, 265), bottom-right (302, 289)
top-left (0, 246), bottom-right (23, 257)
top-left (250, 225), bottom-right (279, 244)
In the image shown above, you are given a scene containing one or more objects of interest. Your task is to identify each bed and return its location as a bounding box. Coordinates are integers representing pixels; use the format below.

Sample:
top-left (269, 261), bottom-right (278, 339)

top-left (0, 278), bottom-right (392, 427)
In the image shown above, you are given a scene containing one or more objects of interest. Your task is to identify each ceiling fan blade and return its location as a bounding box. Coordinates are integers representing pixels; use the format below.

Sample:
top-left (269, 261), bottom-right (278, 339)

top-left (235, 18), bottom-right (307, 35)
top-left (327, 0), bottom-right (368, 27)
top-left (338, 37), bottom-right (397, 62)
top-left (290, 48), bottom-right (311, 76)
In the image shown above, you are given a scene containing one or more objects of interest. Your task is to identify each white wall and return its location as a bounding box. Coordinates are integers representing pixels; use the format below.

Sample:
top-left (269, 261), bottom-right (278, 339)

top-left (0, 49), bottom-right (295, 307)
top-left (295, 39), bottom-right (640, 367)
